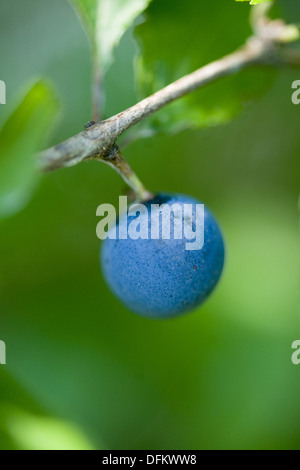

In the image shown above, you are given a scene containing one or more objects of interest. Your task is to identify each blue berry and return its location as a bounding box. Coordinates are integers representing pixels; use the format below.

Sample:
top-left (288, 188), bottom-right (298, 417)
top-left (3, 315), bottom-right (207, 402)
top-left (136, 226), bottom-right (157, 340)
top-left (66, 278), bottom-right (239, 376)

top-left (101, 194), bottom-right (225, 318)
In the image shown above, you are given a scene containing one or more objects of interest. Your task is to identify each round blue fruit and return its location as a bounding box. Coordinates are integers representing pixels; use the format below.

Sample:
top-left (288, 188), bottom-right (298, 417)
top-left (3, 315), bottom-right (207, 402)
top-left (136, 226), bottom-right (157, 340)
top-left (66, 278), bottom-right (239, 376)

top-left (101, 194), bottom-right (225, 319)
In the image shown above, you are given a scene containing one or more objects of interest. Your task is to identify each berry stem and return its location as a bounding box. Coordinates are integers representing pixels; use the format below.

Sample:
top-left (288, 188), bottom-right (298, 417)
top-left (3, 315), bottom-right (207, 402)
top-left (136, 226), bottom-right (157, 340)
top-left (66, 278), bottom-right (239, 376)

top-left (101, 147), bottom-right (153, 202)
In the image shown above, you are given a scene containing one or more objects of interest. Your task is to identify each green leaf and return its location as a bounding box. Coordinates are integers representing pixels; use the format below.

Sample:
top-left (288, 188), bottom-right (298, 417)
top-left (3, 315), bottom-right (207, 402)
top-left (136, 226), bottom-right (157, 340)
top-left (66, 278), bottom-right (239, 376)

top-left (1, 407), bottom-right (95, 450)
top-left (235, 0), bottom-right (272, 4)
top-left (0, 81), bottom-right (59, 219)
top-left (70, 0), bottom-right (152, 74)
top-left (134, 0), bottom-right (276, 136)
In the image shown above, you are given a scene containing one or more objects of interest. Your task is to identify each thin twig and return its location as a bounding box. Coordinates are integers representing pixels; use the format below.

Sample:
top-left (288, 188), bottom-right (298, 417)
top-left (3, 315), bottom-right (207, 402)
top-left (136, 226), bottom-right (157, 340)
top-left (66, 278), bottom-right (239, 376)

top-left (92, 54), bottom-right (103, 122)
top-left (39, 40), bottom-right (270, 172)
top-left (38, 7), bottom-right (300, 200)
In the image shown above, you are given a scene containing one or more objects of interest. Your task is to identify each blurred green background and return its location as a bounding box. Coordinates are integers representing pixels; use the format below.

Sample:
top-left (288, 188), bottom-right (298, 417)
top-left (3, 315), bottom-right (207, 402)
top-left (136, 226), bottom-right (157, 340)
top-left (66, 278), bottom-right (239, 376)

top-left (0, 0), bottom-right (299, 450)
